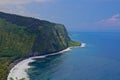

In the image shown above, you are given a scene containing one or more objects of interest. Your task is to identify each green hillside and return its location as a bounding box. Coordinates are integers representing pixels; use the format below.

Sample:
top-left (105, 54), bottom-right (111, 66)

top-left (0, 12), bottom-right (80, 80)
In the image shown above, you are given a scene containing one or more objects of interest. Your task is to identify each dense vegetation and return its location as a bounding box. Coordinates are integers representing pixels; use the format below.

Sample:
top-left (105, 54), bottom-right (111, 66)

top-left (0, 12), bottom-right (80, 80)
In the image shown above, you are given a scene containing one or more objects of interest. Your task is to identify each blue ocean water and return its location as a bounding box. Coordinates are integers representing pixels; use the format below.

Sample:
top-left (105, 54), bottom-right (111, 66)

top-left (28, 32), bottom-right (120, 80)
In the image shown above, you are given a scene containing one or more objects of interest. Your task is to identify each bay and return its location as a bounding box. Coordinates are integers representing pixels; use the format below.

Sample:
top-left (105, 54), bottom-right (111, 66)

top-left (28, 32), bottom-right (120, 80)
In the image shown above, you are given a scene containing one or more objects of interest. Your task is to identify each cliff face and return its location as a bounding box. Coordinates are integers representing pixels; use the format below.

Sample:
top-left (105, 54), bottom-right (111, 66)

top-left (0, 12), bottom-right (80, 57)
top-left (0, 12), bottom-right (80, 80)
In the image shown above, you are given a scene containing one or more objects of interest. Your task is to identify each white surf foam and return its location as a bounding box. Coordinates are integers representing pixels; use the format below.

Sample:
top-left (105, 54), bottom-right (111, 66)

top-left (80, 43), bottom-right (86, 47)
top-left (7, 48), bottom-right (71, 80)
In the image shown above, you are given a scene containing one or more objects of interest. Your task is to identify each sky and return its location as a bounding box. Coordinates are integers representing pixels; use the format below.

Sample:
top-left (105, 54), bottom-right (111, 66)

top-left (0, 0), bottom-right (120, 32)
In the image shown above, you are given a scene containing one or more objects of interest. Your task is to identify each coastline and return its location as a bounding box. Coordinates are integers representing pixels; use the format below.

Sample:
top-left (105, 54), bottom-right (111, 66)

top-left (7, 43), bottom-right (86, 80)
top-left (7, 48), bottom-right (71, 80)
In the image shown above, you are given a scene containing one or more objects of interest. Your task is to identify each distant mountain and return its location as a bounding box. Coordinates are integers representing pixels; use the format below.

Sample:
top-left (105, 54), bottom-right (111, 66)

top-left (0, 12), bottom-right (80, 80)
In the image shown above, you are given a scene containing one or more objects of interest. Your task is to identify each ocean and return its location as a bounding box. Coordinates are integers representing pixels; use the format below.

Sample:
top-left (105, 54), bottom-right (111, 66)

top-left (27, 32), bottom-right (120, 80)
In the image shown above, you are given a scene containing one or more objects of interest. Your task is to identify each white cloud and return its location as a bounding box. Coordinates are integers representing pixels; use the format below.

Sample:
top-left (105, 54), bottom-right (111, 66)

top-left (98, 14), bottom-right (120, 27)
top-left (0, 5), bottom-right (40, 18)
top-left (77, 14), bottom-right (120, 31)
top-left (0, 0), bottom-right (50, 5)
top-left (0, 0), bottom-right (51, 18)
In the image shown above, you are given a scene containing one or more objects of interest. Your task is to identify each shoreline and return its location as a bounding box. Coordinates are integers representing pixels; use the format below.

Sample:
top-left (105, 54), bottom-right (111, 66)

top-left (7, 48), bottom-right (72, 80)
top-left (7, 43), bottom-right (86, 80)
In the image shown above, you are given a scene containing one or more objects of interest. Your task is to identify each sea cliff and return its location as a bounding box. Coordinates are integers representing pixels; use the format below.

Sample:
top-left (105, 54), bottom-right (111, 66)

top-left (0, 12), bottom-right (80, 80)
